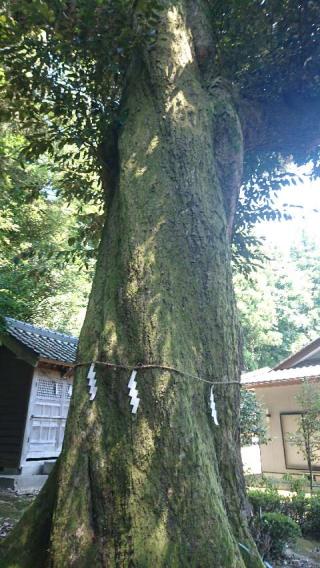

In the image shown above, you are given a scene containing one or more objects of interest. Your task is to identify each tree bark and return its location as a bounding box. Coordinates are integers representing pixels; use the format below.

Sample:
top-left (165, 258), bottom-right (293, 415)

top-left (0, 2), bottom-right (263, 566)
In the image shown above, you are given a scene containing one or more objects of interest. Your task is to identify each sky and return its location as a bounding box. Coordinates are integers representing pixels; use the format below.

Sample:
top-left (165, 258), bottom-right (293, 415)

top-left (255, 165), bottom-right (320, 251)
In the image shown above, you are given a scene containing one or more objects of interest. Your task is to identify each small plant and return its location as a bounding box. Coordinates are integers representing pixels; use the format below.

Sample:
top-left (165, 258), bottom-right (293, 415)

top-left (248, 489), bottom-right (281, 514)
top-left (248, 483), bottom-right (320, 550)
top-left (282, 493), bottom-right (309, 527)
top-left (245, 473), bottom-right (275, 489)
top-left (282, 473), bottom-right (308, 495)
top-left (251, 511), bottom-right (300, 560)
top-left (261, 512), bottom-right (300, 559)
top-left (302, 494), bottom-right (320, 538)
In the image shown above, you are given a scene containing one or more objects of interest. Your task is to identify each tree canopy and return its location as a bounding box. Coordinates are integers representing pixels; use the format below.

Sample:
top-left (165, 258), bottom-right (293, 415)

top-left (240, 388), bottom-right (267, 447)
top-left (1, 0), bottom-right (320, 259)
top-left (0, 118), bottom-right (95, 333)
top-left (235, 233), bottom-right (320, 370)
top-left (1, 2), bottom-right (320, 567)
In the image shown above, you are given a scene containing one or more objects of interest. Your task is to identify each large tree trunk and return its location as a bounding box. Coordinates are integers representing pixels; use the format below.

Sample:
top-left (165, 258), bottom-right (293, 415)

top-left (0, 3), bottom-right (263, 567)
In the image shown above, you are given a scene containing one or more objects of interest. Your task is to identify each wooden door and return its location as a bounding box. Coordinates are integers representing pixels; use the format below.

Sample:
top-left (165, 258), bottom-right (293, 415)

top-left (25, 373), bottom-right (72, 461)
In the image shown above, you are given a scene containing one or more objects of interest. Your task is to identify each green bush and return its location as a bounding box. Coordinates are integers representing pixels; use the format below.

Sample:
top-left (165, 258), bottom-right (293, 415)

top-left (247, 489), bottom-right (281, 514)
top-left (282, 473), bottom-right (308, 494)
top-left (302, 495), bottom-right (320, 538)
top-left (281, 493), bottom-right (309, 527)
top-left (262, 512), bottom-right (300, 558)
top-left (281, 493), bottom-right (320, 537)
top-left (251, 512), bottom-right (301, 560)
top-left (245, 473), bottom-right (277, 489)
top-left (247, 485), bottom-right (320, 557)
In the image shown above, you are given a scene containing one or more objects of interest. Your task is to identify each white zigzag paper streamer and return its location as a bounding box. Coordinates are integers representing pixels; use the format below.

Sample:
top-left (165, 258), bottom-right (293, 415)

top-left (210, 386), bottom-right (219, 425)
top-left (87, 363), bottom-right (97, 401)
top-left (128, 370), bottom-right (140, 414)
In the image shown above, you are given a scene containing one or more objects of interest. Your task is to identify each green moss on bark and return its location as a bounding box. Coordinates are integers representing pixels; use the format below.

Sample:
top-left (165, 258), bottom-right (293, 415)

top-left (0, 2), bottom-right (263, 566)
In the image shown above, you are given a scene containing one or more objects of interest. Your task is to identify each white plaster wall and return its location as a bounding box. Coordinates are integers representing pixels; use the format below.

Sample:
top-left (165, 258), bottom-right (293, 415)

top-left (241, 444), bottom-right (262, 474)
top-left (255, 383), bottom-right (320, 476)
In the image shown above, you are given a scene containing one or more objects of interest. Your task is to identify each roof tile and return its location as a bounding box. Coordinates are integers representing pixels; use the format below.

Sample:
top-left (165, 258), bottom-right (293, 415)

top-left (4, 317), bottom-right (78, 365)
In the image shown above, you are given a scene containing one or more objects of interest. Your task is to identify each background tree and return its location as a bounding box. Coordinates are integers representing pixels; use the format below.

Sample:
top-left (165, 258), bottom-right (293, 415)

top-left (0, 115), bottom-right (97, 333)
top-left (235, 234), bottom-right (320, 370)
top-left (0, 1), bottom-right (320, 567)
top-left (287, 381), bottom-right (320, 494)
top-left (240, 389), bottom-right (267, 447)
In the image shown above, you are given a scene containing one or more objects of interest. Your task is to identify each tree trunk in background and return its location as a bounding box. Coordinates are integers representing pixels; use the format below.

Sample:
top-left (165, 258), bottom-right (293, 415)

top-left (0, 2), bottom-right (263, 567)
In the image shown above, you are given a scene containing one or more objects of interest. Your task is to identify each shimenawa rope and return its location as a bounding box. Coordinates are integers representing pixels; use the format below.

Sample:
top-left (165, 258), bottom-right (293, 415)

top-left (73, 360), bottom-right (241, 387)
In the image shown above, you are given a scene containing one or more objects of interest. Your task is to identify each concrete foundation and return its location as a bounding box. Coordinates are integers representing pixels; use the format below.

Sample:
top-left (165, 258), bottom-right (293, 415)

top-left (0, 474), bottom-right (48, 494)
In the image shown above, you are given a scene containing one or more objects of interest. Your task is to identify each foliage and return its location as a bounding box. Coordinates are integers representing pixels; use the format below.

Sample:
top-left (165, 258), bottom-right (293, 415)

top-left (235, 235), bottom-right (320, 370)
top-left (282, 493), bottom-right (309, 528)
top-left (233, 166), bottom-right (302, 273)
top-left (248, 489), bottom-right (301, 560)
top-left (248, 483), bottom-right (320, 540)
top-left (0, 121), bottom-right (94, 334)
top-left (256, 512), bottom-right (300, 560)
top-left (213, 0), bottom-right (320, 265)
top-left (248, 489), bottom-right (301, 559)
top-left (0, 0), bottom-right (160, 202)
top-left (302, 495), bottom-right (320, 538)
top-left (287, 381), bottom-right (320, 494)
top-left (212, 1), bottom-right (320, 101)
top-left (247, 489), bottom-right (282, 514)
top-left (1, 1), bottom-right (320, 269)
top-left (240, 389), bottom-right (268, 446)
top-left (283, 494), bottom-right (320, 539)
top-left (282, 473), bottom-right (308, 495)
top-left (245, 473), bottom-right (274, 489)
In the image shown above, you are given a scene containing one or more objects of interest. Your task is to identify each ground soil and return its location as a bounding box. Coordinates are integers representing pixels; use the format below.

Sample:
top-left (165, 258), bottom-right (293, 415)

top-left (0, 490), bottom-right (34, 539)
top-left (277, 538), bottom-right (320, 567)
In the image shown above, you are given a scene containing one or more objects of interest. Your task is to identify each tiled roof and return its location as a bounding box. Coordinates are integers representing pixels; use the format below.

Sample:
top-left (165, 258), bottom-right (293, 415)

top-left (273, 337), bottom-right (320, 370)
top-left (4, 317), bottom-right (78, 365)
top-left (242, 364), bottom-right (320, 387)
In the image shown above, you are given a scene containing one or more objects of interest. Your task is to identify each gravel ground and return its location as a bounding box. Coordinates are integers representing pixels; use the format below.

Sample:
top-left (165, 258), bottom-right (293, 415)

top-left (284, 552), bottom-right (320, 566)
top-left (273, 539), bottom-right (320, 568)
top-left (278, 554), bottom-right (318, 567)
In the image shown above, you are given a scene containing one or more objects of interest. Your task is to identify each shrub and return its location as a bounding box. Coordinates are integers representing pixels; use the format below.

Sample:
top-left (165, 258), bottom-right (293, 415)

top-left (282, 493), bottom-right (309, 527)
top-left (262, 512), bottom-right (300, 558)
top-left (245, 473), bottom-right (277, 489)
top-left (282, 473), bottom-right (308, 494)
top-left (281, 493), bottom-right (320, 536)
top-left (251, 512), bottom-right (301, 560)
top-left (302, 495), bottom-right (320, 538)
top-left (247, 484), bottom-right (320, 557)
top-left (247, 489), bottom-right (281, 514)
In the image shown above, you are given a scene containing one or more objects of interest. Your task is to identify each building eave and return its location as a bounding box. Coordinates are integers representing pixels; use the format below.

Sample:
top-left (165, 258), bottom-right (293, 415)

top-left (273, 337), bottom-right (320, 370)
top-left (244, 378), bottom-right (310, 388)
top-left (0, 333), bottom-right (39, 368)
top-left (38, 357), bottom-right (75, 368)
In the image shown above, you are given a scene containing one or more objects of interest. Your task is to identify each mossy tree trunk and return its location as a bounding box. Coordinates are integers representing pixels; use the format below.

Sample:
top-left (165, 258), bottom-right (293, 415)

top-left (0, 2), bottom-right (263, 567)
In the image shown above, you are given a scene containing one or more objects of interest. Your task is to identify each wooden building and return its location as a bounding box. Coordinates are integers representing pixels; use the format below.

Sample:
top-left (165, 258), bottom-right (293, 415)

top-left (0, 317), bottom-right (77, 476)
top-left (242, 337), bottom-right (320, 480)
